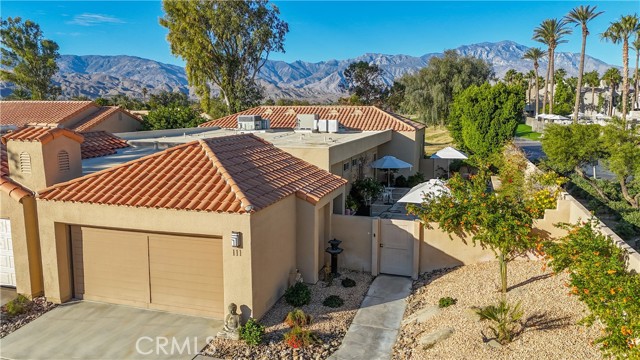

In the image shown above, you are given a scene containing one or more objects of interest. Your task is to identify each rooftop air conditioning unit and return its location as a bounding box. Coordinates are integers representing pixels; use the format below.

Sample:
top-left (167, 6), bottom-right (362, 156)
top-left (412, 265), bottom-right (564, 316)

top-left (297, 114), bottom-right (319, 131)
top-left (317, 119), bottom-right (329, 133)
top-left (237, 115), bottom-right (263, 130)
top-left (328, 120), bottom-right (340, 133)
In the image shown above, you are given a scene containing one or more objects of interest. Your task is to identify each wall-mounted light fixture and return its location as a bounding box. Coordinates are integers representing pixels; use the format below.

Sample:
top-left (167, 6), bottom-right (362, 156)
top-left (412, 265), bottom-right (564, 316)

top-left (231, 231), bottom-right (242, 248)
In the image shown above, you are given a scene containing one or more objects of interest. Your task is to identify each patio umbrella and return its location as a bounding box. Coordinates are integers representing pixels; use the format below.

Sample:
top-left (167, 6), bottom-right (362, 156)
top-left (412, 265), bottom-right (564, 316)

top-left (430, 146), bottom-right (468, 178)
top-left (546, 114), bottom-right (569, 121)
top-left (397, 179), bottom-right (449, 204)
top-left (370, 155), bottom-right (412, 186)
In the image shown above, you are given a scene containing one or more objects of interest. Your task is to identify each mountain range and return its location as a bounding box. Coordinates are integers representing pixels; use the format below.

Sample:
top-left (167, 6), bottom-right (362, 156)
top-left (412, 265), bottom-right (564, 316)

top-left (2, 40), bottom-right (618, 102)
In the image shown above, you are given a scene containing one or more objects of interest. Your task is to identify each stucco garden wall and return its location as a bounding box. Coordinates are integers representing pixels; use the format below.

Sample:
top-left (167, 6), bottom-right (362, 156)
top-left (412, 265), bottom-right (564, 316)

top-left (331, 214), bottom-right (372, 272)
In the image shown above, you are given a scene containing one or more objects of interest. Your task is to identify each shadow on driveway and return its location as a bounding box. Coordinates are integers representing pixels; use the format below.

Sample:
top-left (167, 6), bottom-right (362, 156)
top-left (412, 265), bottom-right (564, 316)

top-left (0, 301), bottom-right (222, 360)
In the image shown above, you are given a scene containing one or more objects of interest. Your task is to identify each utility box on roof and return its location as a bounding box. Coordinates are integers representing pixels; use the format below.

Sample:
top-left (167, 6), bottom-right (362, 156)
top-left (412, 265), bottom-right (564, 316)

top-left (296, 114), bottom-right (319, 131)
top-left (237, 115), bottom-right (264, 130)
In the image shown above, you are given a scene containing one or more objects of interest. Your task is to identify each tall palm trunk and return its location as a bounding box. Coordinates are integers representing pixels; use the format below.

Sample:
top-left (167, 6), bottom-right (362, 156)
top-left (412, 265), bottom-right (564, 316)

top-left (573, 27), bottom-right (588, 123)
top-left (609, 85), bottom-right (615, 116)
top-left (622, 40), bottom-right (630, 123)
top-left (591, 86), bottom-right (596, 114)
top-left (549, 48), bottom-right (556, 114)
top-left (543, 51), bottom-right (551, 113)
top-left (534, 66), bottom-right (540, 116)
top-left (635, 50), bottom-right (639, 109)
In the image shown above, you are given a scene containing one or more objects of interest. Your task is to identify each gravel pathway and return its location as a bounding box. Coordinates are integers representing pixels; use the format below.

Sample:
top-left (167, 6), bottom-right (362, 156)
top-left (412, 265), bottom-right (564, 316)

top-left (392, 260), bottom-right (604, 360)
top-left (202, 270), bottom-right (373, 360)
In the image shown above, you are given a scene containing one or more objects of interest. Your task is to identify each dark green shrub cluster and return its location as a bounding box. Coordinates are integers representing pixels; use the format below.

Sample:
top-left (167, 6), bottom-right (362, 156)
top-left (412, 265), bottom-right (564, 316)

top-left (284, 283), bottom-right (311, 307)
top-left (322, 295), bottom-right (344, 308)
top-left (341, 278), bottom-right (356, 288)
top-left (438, 296), bottom-right (457, 308)
top-left (407, 172), bottom-right (425, 187)
top-left (239, 318), bottom-right (265, 346)
top-left (544, 220), bottom-right (640, 358)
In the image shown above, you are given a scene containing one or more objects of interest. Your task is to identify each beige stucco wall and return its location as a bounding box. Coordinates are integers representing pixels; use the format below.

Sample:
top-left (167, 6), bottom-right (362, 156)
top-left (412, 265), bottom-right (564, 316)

top-left (331, 214), bottom-right (372, 272)
top-left (35, 200), bottom-right (253, 319)
top-left (84, 111), bottom-right (143, 133)
top-left (378, 130), bottom-right (423, 178)
top-left (0, 194), bottom-right (43, 296)
top-left (279, 146), bottom-right (330, 171)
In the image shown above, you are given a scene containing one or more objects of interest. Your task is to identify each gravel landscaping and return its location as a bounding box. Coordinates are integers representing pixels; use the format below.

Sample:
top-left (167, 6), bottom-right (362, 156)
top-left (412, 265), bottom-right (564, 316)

top-left (1, 296), bottom-right (57, 338)
top-left (202, 270), bottom-right (373, 360)
top-left (393, 260), bottom-right (604, 360)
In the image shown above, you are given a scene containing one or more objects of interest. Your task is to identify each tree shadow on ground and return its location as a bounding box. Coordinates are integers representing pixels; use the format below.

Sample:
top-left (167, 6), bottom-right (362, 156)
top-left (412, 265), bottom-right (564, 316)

top-left (507, 273), bottom-right (553, 292)
top-left (517, 312), bottom-right (573, 336)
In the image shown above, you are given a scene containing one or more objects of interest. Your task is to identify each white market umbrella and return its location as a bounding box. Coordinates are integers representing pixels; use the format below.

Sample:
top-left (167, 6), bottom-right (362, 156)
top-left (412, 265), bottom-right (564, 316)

top-left (370, 155), bottom-right (413, 186)
top-left (430, 146), bottom-right (468, 177)
top-left (546, 114), bottom-right (569, 121)
top-left (397, 179), bottom-right (450, 204)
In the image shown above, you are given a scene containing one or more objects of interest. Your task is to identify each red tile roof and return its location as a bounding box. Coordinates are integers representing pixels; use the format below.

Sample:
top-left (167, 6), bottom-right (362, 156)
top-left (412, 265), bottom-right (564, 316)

top-left (0, 101), bottom-right (95, 127)
top-left (199, 106), bottom-right (424, 131)
top-left (38, 134), bottom-right (347, 213)
top-left (0, 144), bottom-right (31, 201)
top-left (81, 131), bottom-right (130, 159)
top-left (1, 126), bottom-right (84, 145)
top-left (71, 106), bottom-right (141, 132)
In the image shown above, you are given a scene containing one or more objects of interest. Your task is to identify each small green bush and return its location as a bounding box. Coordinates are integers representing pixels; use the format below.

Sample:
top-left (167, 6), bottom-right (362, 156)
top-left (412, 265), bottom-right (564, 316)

top-left (284, 283), bottom-right (311, 307)
top-left (438, 296), bottom-right (457, 308)
top-left (4, 294), bottom-right (30, 317)
top-left (407, 172), bottom-right (425, 187)
top-left (476, 298), bottom-right (523, 344)
top-left (341, 278), bottom-right (356, 288)
top-left (284, 309), bottom-right (312, 328)
top-left (239, 318), bottom-right (264, 346)
top-left (284, 326), bottom-right (317, 348)
top-left (395, 175), bottom-right (408, 187)
top-left (322, 295), bottom-right (344, 308)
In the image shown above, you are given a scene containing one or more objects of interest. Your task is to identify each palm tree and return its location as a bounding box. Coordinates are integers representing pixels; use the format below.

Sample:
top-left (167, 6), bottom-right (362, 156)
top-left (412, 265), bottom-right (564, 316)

top-left (526, 70), bottom-right (536, 105)
top-left (504, 69), bottom-right (518, 85)
top-left (522, 47), bottom-right (545, 116)
top-left (602, 67), bottom-right (622, 116)
top-left (533, 19), bottom-right (572, 114)
top-left (583, 70), bottom-right (600, 113)
top-left (601, 14), bottom-right (640, 123)
top-left (565, 5), bottom-right (604, 123)
top-left (632, 32), bottom-right (640, 109)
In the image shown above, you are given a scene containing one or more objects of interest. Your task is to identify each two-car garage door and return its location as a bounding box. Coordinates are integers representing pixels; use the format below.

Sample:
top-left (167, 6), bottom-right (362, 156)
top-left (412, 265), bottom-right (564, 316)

top-left (71, 227), bottom-right (224, 318)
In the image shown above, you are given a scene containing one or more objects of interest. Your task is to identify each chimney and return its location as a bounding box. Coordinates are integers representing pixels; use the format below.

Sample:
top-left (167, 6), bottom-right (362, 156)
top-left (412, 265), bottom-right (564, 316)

top-left (2, 126), bottom-right (84, 192)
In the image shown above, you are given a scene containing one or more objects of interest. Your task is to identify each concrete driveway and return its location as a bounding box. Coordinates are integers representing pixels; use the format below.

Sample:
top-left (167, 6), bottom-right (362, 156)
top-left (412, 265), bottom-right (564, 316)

top-left (0, 301), bottom-right (223, 360)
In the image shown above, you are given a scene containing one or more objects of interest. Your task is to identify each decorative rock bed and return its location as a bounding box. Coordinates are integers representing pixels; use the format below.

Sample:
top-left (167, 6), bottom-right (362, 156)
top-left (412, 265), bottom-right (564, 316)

top-left (1, 296), bottom-right (58, 338)
top-left (202, 270), bottom-right (373, 360)
top-left (393, 260), bottom-right (604, 360)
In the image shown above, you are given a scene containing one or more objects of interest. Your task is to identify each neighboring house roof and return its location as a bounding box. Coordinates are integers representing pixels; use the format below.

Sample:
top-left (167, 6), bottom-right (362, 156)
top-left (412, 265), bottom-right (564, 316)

top-left (1, 126), bottom-right (84, 145)
top-left (0, 101), bottom-right (95, 127)
top-left (80, 131), bottom-right (130, 159)
top-left (0, 101), bottom-right (142, 132)
top-left (0, 144), bottom-right (31, 201)
top-left (38, 134), bottom-right (347, 213)
top-left (199, 106), bottom-right (425, 131)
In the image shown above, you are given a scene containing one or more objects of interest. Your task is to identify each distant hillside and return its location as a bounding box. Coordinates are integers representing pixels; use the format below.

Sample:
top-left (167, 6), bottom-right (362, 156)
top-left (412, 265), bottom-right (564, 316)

top-left (0, 40), bottom-right (617, 102)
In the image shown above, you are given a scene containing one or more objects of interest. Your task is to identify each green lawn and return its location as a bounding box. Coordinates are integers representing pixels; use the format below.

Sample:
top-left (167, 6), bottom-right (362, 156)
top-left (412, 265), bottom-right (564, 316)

top-left (514, 124), bottom-right (542, 141)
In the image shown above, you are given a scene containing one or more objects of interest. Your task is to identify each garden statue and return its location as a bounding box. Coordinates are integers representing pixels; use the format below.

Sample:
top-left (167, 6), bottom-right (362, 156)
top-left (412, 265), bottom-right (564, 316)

top-left (217, 303), bottom-right (240, 340)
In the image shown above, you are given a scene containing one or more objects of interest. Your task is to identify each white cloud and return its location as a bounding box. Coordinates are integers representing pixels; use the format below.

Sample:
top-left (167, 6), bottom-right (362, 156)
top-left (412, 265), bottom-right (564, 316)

top-left (67, 13), bottom-right (125, 26)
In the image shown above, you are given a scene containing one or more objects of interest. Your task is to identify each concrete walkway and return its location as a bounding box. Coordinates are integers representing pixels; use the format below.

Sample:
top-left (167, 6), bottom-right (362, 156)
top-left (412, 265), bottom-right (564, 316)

top-left (329, 275), bottom-right (412, 360)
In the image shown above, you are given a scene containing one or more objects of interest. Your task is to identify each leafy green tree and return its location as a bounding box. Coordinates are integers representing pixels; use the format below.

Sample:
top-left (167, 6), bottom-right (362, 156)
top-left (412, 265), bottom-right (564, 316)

top-left (601, 14), bottom-right (640, 122)
top-left (341, 61), bottom-right (388, 105)
top-left (384, 81), bottom-right (405, 112)
top-left (552, 77), bottom-right (575, 115)
top-left (448, 82), bottom-right (524, 157)
top-left (541, 124), bottom-right (608, 200)
top-left (400, 50), bottom-right (493, 126)
top-left (408, 146), bottom-right (538, 294)
top-left (533, 18), bottom-right (572, 114)
top-left (143, 106), bottom-right (204, 130)
top-left (0, 17), bottom-right (60, 99)
top-left (522, 47), bottom-right (545, 116)
top-left (601, 118), bottom-right (640, 208)
top-left (602, 67), bottom-right (622, 116)
top-left (565, 5), bottom-right (604, 123)
top-left (274, 98), bottom-right (310, 106)
top-left (583, 70), bottom-right (600, 113)
top-left (148, 90), bottom-right (190, 109)
top-left (4, 87), bottom-right (30, 99)
top-left (160, 0), bottom-right (288, 114)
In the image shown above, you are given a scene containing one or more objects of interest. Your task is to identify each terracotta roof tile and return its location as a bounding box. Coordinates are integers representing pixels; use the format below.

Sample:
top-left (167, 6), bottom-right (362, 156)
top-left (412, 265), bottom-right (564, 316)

top-left (71, 106), bottom-right (141, 132)
top-left (0, 101), bottom-right (95, 127)
top-left (199, 105), bottom-right (424, 131)
top-left (80, 131), bottom-right (129, 159)
top-left (38, 134), bottom-right (347, 213)
top-left (0, 143), bottom-right (31, 201)
top-left (1, 126), bottom-right (84, 145)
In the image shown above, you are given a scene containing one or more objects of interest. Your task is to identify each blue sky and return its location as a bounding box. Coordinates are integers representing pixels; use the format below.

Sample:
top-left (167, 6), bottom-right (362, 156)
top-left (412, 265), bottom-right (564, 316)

top-left (1, 1), bottom-right (638, 66)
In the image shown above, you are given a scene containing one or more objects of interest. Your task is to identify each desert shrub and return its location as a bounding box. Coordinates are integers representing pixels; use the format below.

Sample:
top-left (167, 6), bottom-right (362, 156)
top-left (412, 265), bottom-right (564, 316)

top-left (407, 172), bottom-right (425, 187)
top-left (284, 326), bottom-right (317, 348)
top-left (4, 294), bottom-right (30, 317)
top-left (476, 298), bottom-right (523, 344)
top-left (239, 318), bottom-right (264, 346)
top-left (341, 278), bottom-right (356, 288)
top-left (438, 296), bottom-right (457, 308)
top-left (322, 295), bottom-right (344, 308)
top-left (284, 309), bottom-right (312, 328)
top-left (395, 175), bottom-right (408, 187)
top-left (284, 283), bottom-right (311, 307)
